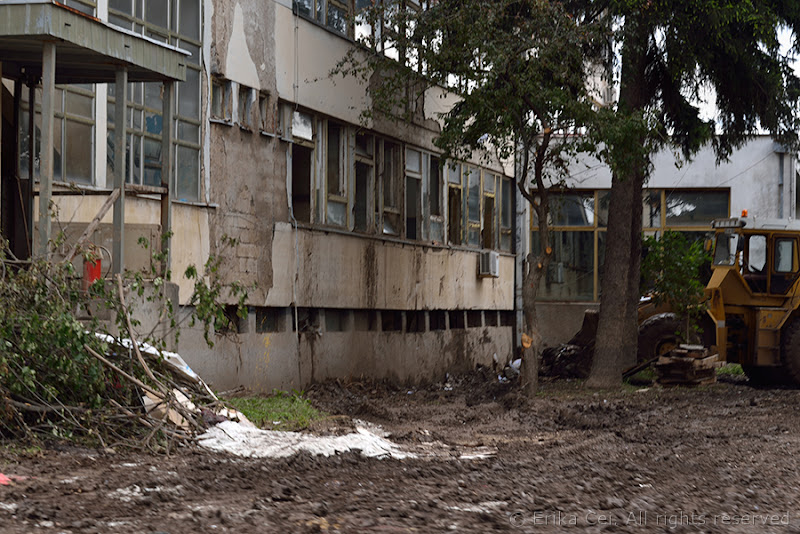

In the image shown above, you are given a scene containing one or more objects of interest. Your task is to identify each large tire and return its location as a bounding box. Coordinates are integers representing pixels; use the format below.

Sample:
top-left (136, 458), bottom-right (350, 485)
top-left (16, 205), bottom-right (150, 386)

top-left (741, 365), bottom-right (785, 386)
top-left (781, 317), bottom-right (800, 386)
top-left (637, 313), bottom-right (681, 364)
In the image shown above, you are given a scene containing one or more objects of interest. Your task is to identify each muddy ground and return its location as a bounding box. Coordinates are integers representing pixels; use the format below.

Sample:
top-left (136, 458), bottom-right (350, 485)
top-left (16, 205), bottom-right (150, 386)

top-left (1, 370), bottom-right (800, 533)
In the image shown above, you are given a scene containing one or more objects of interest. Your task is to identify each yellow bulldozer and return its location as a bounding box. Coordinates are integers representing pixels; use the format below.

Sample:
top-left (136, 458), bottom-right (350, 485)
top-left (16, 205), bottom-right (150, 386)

top-left (637, 213), bottom-right (800, 384)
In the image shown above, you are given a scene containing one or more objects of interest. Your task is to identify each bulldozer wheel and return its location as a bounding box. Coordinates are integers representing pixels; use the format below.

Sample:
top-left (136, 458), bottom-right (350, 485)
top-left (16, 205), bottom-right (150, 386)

top-left (781, 317), bottom-right (800, 386)
top-left (637, 313), bottom-right (680, 364)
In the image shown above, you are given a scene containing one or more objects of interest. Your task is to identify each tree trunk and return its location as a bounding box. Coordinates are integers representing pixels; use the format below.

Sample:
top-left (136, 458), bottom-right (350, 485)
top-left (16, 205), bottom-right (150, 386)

top-left (520, 250), bottom-right (550, 395)
top-left (586, 15), bottom-right (648, 388)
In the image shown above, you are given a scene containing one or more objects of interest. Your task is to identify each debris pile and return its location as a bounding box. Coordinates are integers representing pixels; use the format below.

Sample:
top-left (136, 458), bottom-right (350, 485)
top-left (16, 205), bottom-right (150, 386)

top-left (654, 345), bottom-right (722, 386)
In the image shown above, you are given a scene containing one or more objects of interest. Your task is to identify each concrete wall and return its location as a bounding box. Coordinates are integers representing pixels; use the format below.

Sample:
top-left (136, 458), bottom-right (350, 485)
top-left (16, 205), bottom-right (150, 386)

top-left (265, 223), bottom-right (514, 310)
top-left (179, 312), bottom-right (513, 391)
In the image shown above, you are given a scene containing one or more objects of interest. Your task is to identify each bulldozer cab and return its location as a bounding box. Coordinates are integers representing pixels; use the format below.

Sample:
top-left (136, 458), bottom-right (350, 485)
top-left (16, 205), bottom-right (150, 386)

top-left (711, 220), bottom-right (800, 296)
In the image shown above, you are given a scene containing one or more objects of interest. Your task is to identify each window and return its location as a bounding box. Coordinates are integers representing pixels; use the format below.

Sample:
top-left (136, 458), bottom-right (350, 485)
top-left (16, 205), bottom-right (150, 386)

top-left (354, 132), bottom-right (375, 232)
top-left (447, 163), bottom-right (462, 245)
top-left (482, 172), bottom-right (497, 249)
top-left (774, 238), bottom-right (797, 273)
top-left (293, 0), bottom-right (348, 35)
top-left (326, 121), bottom-right (347, 227)
top-left (109, 0), bottom-right (202, 201)
top-left (290, 111), bottom-right (315, 223)
top-left (429, 156), bottom-right (444, 243)
top-left (210, 78), bottom-right (232, 122)
top-left (237, 85), bottom-right (254, 130)
top-left (19, 84), bottom-right (95, 185)
top-left (665, 190), bottom-right (728, 226)
top-left (405, 148), bottom-right (422, 240)
top-left (258, 91), bottom-right (276, 134)
top-left (500, 177), bottom-right (513, 251)
top-left (380, 140), bottom-right (402, 235)
top-left (465, 166), bottom-right (481, 246)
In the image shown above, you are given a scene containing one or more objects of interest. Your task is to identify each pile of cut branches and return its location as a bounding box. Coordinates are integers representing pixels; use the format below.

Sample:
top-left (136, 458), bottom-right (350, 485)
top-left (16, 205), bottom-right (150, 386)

top-left (0, 245), bottom-right (245, 453)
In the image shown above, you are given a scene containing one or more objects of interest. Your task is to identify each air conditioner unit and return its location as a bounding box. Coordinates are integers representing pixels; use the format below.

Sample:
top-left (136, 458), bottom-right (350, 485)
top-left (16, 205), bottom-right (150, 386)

top-left (478, 251), bottom-right (500, 278)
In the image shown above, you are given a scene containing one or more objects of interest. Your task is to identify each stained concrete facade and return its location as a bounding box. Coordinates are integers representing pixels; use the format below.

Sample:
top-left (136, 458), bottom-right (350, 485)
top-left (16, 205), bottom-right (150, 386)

top-left (0, 0), bottom-right (516, 392)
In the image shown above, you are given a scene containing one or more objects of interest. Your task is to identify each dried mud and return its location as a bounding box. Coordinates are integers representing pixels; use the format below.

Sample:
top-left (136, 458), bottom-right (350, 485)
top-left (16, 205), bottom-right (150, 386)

top-left (1, 370), bottom-right (800, 533)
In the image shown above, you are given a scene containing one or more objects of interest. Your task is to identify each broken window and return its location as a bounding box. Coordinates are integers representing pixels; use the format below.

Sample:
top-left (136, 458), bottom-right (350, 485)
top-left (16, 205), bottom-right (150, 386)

top-left (428, 156), bottom-right (444, 243)
top-left (257, 91), bottom-right (275, 134)
top-left (482, 172), bottom-right (497, 249)
top-left (381, 140), bottom-right (402, 235)
top-left (291, 111), bottom-right (315, 223)
top-left (466, 166), bottom-right (481, 247)
top-left (326, 121), bottom-right (347, 227)
top-left (237, 85), bottom-right (253, 130)
top-left (500, 177), bottom-right (513, 251)
top-left (210, 78), bottom-right (232, 122)
top-left (405, 148), bottom-right (422, 240)
top-left (447, 163), bottom-right (462, 245)
top-left (354, 132), bottom-right (374, 232)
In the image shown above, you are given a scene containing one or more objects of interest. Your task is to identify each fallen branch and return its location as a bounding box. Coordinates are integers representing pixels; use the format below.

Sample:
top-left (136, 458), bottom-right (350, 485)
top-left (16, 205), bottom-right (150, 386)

top-left (63, 188), bottom-right (121, 263)
top-left (84, 344), bottom-right (164, 400)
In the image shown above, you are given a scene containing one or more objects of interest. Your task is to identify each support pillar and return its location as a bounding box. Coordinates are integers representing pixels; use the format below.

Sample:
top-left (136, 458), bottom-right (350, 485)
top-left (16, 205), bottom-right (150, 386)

top-left (38, 43), bottom-right (56, 258)
top-left (112, 68), bottom-right (127, 274)
top-left (160, 81), bottom-right (173, 277)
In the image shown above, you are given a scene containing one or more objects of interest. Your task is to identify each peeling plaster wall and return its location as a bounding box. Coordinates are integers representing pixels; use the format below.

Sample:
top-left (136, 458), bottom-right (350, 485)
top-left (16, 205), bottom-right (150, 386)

top-left (208, 0), bottom-right (282, 303)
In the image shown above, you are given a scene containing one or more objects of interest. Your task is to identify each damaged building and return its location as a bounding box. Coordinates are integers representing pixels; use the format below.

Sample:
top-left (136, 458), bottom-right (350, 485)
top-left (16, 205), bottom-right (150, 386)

top-left (0, 0), bottom-right (517, 391)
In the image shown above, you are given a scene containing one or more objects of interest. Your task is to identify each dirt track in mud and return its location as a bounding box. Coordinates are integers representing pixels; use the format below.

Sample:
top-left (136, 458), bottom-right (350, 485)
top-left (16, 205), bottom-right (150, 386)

top-left (2, 370), bottom-right (800, 533)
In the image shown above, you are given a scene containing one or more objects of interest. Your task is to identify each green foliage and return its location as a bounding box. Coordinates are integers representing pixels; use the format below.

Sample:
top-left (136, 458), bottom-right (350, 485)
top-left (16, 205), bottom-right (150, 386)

top-left (717, 363), bottom-right (744, 377)
top-left (224, 391), bottom-right (325, 431)
top-left (0, 258), bottom-right (109, 408)
top-left (641, 231), bottom-right (711, 340)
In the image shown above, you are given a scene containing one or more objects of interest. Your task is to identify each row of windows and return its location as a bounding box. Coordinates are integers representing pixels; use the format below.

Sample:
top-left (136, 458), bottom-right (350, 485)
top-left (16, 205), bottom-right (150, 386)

top-left (230, 307), bottom-right (514, 334)
top-left (288, 109), bottom-right (514, 250)
top-left (532, 189), bottom-right (730, 302)
top-left (108, 0), bottom-right (202, 201)
top-left (210, 78), bottom-right (278, 135)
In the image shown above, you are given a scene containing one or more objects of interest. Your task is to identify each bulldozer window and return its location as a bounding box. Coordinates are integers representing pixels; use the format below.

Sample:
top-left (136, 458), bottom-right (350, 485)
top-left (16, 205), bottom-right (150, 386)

top-left (713, 233), bottom-right (739, 266)
top-left (746, 235), bottom-right (767, 273)
top-left (774, 238), bottom-right (798, 273)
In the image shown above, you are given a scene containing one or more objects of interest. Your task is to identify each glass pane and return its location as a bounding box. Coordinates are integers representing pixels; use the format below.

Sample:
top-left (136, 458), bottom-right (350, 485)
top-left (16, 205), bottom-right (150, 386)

top-left (110, 0), bottom-right (132, 14)
top-left (775, 239), bottom-right (795, 273)
top-left (327, 200), bottom-right (347, 227)
top-left (53, 116), bottom-right (63, 181)
top-left (665, 190), bottom-right (729, 226)
top-left (356, 132), bottom-right (373, 158)
top-left (294, 0), bottom-right (313, 18)
top-left (500, 232), bottom-right (511, 252)
top-left (144, 82), bottom-right (162, 110)
top-left (430, 156), bottom-right (441, 215)
top-left (430, 220), bottom-right (444, 243)
top-left (467, 167), bottom-right (480, 222)
top-left (483, 172), bottom-right (495, 193)
top-left (181, 42), bottom-right (201, 66)
top-left (177, 145), bottom-right (199, 201)
top-left (501, 178), bottom-right (512, 228)
top-left (143, 138), bottom-right (162, 187)
top-left (532, 230), bottom-right (595, 301)
top-left (327, 3), bottom-right (347, 34)
top-left (65, 0), bottom-right (94, 15)
top-left (405, 148), bottom-right (421, 173)
top-left (129, 134), bottom-right (142, 184)
top-left (327, 123), bottom-right (342, 195)
top-left (292, 111), bottom-right (313, 141)
top-left (178, 69), bottom-right (200, 119)
top-left (146, 0), bottom-right (169, 28)
top-left (747, 235), bottom-right (767, 273)
top-left (643, 190), bottom-right (661, 227)
top-left (550, 194), bottom-right (594, 226)
top-left (355, 161), bottom-right (371, 232)
top-left (597, 190), bottom-right (610, 227)
top-left (467, 226), bottom-right (480, 247)
top-left (406, 176), bottom-right (420, 240)
top-left (383, 142), bottom-right (400, 208)
top-left (145, 111), bottom-right (163, 136)
top-left (178, 121), bottom-right (199, 143)
top-left (179, 0), bottom-right (201, 40)
top-left (713, 233), bottom-right (740, 266)
top-left (447, 162), bottom-right (461, 184)
top-left (64, 121), bottom-right (92, 184)
top-left (108, 13), bottom-right (133, 30)
top-left (66, 91), bottom-right (93, 119)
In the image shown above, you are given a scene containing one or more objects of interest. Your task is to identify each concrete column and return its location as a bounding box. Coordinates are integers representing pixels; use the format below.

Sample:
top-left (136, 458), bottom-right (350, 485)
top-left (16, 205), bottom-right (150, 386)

top-left (112, 68), bottom-right (127, 274)
top-left (27, 84), bottom-right (35, 253)
top-left (160, 81), bottom-right (174, 276)
top-left (38, 43), bottom-right (56, 258)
